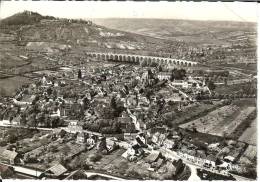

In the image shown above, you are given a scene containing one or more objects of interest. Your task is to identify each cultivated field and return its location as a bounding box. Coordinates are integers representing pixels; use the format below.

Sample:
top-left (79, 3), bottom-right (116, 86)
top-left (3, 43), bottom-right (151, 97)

top-left (179, 103), bottom-right (256, 137)
top-left (238, 118), bottom-right (257, 146)
top-left (164, 100), bottom-right (225, 127)
top-left (0, 76), bottom-right (31, 96)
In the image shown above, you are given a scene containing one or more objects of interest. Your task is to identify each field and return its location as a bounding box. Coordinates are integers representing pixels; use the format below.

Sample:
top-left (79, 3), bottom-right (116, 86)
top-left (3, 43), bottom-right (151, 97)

top-left (179, 99), bottom-right (256, 138)
top-left (164, 100), bottom-right (225, 127)
top-left (218, 63), bottom-right (257, 74)
top-left (0, 76), bottom-right (32, 96)
top-left (238, 119), bottom-right (257, 146)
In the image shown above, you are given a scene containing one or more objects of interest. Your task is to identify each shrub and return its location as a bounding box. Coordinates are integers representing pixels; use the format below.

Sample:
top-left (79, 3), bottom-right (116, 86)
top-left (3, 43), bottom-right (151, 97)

top-left (89, 153), bottom-right (102, 162)
top-left (0, 140), bottom-right (8, 147)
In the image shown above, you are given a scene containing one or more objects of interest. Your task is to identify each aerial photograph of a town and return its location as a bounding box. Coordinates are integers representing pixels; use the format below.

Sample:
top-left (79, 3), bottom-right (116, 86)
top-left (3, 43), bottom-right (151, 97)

top-left (0, 1), bottom-right (258, 181)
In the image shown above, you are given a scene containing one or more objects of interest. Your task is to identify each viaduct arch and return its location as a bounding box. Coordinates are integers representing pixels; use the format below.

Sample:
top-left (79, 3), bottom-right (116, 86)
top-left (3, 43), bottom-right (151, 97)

top-left (86, 52), bottom-right (198, 67)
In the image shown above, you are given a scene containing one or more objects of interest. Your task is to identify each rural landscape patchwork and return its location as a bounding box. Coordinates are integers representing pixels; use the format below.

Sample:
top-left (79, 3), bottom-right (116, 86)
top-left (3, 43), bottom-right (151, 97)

top-left (0, 2), bottom-right (257, 181)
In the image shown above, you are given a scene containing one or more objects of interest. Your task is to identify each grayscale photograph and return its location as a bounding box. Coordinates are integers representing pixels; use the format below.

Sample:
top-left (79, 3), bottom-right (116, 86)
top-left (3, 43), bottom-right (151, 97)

top-left (0, 1), bottom-right (258, 181)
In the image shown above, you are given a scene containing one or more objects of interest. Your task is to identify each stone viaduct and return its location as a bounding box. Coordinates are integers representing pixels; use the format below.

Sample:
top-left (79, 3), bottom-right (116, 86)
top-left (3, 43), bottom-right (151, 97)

top-left (86, 52), bottom-right (198, 67)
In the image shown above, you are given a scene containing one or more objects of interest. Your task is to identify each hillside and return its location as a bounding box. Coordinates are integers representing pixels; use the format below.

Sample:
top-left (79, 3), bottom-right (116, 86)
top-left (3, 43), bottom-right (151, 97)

top-left (92, 18), bottom-right (256, 45)
top-left (0, 11), bottom-right (55, 26)
top-left (92, 18), bottom-right (257, 64)
top-left (0, 12), bottom-right (257, 70)
top-left (0, 11), bottom-right (191, 58)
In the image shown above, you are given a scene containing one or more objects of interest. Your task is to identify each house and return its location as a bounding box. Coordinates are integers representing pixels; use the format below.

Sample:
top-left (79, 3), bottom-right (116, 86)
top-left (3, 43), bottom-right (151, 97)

top-left (76, 132), bottom-right (86, 144)
top-left (205, 154), bottom-right (217, 167)
top-left (151, 132), bottom-right (166, 146)
top-left (43, 163), bottom-right (67, 179)
top-left (11, 115), bottom-right (22, 125)
top-left (157, 72), bottom-right (171, 81)
top-left (67, 120), bottom-right (82, 133)
top-left (132, 144), bottom-right (145, 156)
top-left (170, 80), bottom-right (191, 89)
top-left (122, 144), bottom-right (143, 162)
top-left (208, 142), bottom-right (221, 152)
top-left (0, 150), bottom-right (19, 164)
top-left (195, 150), bottom-right (207, 164)
top-left (135, 133), bottom-right (147, 147)
top-left (67, 120), bottom-right (78, 126)
top-left (144, 152), bottom-right (165, 164)
top-left (178, 147), bottom-right (196, 162)
top-left (50, 108), bottom-right (61, 117)
top-left (151, 158), bottom-right (165, 170)
top-left (86, 136), bottom-right (96, 147)
top-left (224, 156), bottom-right (235, 163)
top-left (164, 139), bottom-right (175, 149)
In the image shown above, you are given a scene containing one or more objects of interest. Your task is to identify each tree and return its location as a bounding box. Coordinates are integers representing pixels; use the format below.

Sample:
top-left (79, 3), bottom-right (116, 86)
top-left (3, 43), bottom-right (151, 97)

top-left (46, 87), bottom-right (52, 95)
top-left (89, 153), bottom-right (102, 162)
top-left (47, 144), bottom-right (58, 153)
top-left (61, 145), bottom-right (71, 156)
top-left (78, 69), bottom-right (82, 79)
top-left (158, 65), bottom-right (163, 72)
top-left (110, 96), bottom-right (117, 110)
top-left (170, 68), bottom-right (186, 80)
top-left (141, 61), bottom-right (147, 67)
top-left (147, 69), bottom-right (154, 79)
top-left (68, 156), bottom-right (82, 170)
top-left (179, 69), bottom-right (187, 80)
top-left (0, 140), bottom-right (7, 147)
top-left (207, 80), bottom-right (216, 91)
top-left (6, 134), bottom-right (18, 143)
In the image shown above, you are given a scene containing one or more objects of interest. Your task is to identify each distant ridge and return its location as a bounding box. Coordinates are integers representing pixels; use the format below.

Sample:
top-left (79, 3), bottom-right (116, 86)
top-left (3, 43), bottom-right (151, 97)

top-left (0, 11), bottom-right (54, 25)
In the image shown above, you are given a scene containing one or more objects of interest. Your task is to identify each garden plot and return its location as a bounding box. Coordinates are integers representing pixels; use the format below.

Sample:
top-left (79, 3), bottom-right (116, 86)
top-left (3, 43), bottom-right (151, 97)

top-left (164, 100), bottom-right (224, 127)
top-left (179, 105), bottom-right (256, 137)
top-left (179, 105), bottom-right (239, 136)
top-left (220, 107), bottom-right (255, 136)
top-left (238, 119), bottom-right (257, 146)
top-left (17, 133), bottom-right (52, 154)
top-left (24, 139), bottom-right (86, 170)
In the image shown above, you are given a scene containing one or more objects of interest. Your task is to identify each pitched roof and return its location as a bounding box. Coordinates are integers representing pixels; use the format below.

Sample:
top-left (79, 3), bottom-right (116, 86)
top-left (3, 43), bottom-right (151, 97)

top-left (118, 117), bottom-right (132, 123)
top-left (145, 152), bottom-right (161, 163)
top-left (47, 163), bottom-right (67, 176)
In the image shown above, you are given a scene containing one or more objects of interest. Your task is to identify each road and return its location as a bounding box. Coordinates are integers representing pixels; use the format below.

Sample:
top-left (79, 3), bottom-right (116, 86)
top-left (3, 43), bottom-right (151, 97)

top-left (187, 164), bottom-right (201, 181)
top-left (84, 171), bottom-right (126, 180)
top-left (0, 122), bottom-right (54, 131)
top-left (146, 147), bottom-right (254, 181)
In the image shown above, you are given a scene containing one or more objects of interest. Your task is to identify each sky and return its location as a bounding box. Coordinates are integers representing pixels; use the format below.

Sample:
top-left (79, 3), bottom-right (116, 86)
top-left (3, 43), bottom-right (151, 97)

top-left (0, 1), bottom-right (258, 22)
